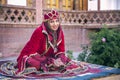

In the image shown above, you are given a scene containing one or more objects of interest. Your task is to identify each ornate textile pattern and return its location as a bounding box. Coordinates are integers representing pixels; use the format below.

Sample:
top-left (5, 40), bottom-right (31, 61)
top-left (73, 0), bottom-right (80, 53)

top-left (0, 60), bottom-right (120, 80)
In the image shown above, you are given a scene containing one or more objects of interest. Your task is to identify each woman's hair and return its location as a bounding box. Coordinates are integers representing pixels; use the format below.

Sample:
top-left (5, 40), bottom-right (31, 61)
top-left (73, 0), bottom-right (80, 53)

top-left (44, 21), bottom-right (60, 34)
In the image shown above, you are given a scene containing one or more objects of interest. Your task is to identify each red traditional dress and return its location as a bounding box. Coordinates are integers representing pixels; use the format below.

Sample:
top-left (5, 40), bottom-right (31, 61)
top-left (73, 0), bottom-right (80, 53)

top-left (16, 10), bottom-right (81, 75)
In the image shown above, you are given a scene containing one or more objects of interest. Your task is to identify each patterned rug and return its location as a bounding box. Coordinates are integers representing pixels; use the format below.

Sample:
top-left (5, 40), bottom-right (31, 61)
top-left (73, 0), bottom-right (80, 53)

top-left (0, 60), bottom-right (120, 80)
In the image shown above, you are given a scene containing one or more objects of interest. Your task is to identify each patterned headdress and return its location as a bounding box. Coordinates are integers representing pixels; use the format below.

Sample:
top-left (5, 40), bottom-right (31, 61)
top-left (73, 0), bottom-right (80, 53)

top-left (44, 10), bottom-right (59, 21)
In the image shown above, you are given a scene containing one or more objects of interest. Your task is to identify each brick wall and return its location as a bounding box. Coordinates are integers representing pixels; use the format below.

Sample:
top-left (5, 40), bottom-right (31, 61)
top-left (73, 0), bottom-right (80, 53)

top-left (0, 24), bottom-right (90, 58)
top-left (0, 24), bottom-right (36, 57)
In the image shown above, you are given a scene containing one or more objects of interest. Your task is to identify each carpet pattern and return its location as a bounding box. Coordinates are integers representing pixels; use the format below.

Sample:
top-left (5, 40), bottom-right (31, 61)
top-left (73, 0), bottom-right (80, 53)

top-left (0, 60), bottom-right (120, 80)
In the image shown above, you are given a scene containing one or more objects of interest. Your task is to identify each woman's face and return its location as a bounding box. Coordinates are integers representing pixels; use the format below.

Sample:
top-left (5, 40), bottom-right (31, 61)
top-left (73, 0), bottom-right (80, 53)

top-left (48, 19), bottom-right (60, 31)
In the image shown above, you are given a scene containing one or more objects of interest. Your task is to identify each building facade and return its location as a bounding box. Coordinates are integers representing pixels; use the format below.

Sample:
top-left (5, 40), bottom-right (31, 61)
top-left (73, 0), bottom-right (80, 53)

top-left (0, 0), bottom-right (120, 57)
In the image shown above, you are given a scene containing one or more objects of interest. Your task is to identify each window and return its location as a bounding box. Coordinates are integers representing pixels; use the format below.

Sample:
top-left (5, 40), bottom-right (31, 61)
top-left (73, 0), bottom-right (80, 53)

top-left (62, 0), bottom-right (73, 10)
top-left (7, 0), bottom-right (26, 6)
top-left (62, 0), bottom-right (88, 11)
top-left (44, 0), bottom-right (88, 11)
top-left (73, 0), bottom-right (88, 11)
top-left (46, 0), bottom-right (59, 9)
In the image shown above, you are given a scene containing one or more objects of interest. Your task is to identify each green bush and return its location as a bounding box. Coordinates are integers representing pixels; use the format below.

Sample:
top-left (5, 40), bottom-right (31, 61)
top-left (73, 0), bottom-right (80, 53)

top-left (87, 25), bottom-right (120, 68)
top-left (66, 50), bottom-right (74, 60)
top-left (77, 44), bottom-right (89, 61)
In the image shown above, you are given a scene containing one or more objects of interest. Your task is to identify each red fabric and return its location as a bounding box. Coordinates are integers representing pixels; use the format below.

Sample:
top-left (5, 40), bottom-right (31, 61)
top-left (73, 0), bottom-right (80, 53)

top-left (16, 22), bottom-right (66, 74)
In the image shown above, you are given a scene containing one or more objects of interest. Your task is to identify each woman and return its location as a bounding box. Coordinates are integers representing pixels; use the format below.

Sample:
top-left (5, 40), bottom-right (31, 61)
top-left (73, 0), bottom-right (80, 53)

top-left (16, 10), bottom-right (84, 75)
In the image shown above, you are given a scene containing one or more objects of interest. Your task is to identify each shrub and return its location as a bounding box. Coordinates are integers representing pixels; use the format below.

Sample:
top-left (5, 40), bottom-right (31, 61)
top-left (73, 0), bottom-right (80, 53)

top-left (66, 50), bottom-right (74, 60)
top-left (77, 44), bottom-right (89, 62)
top-left (87, 25), bottom-right (120, 68)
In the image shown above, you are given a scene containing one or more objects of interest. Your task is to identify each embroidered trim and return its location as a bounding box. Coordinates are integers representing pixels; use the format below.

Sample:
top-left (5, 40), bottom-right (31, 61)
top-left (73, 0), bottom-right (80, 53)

top-left (41, 45), bottom-right (50, 56)
top-left (55, 52), bottom-right (64, 58)
top-left (57, 39), bottom-right (62, 46)
top-left (42, 29), bottom-right (62, 51)
top-left (17, 54), bottom-right (38, 75)
top-left (17, 55), bottom-right (28, 75)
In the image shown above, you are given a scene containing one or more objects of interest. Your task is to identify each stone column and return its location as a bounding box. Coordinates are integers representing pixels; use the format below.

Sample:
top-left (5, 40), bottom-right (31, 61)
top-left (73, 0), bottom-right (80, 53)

top-left (59, 0), bottom-right (63, 10)
top-left (0, 0), bottom-right (4, 22)
top-left (0, 0), bottom-right (7, 5)
top-left (35, 0), bottom-right (43, 24)
top-left (98, 0), bottom-right (100, 11)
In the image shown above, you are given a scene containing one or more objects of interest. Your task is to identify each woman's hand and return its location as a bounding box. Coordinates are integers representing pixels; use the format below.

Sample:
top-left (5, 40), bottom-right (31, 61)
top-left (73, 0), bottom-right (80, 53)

top-left (54, 58), bottom-right (64, 67)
